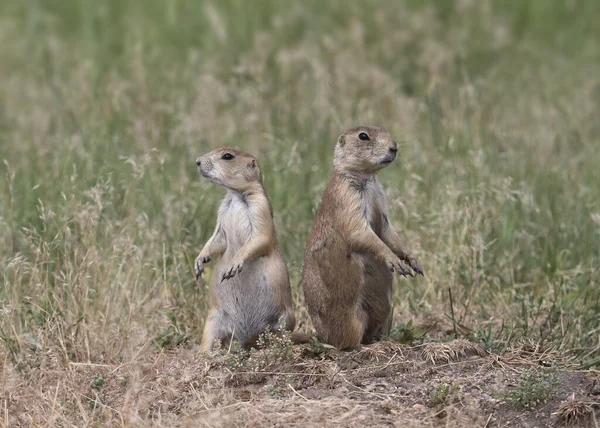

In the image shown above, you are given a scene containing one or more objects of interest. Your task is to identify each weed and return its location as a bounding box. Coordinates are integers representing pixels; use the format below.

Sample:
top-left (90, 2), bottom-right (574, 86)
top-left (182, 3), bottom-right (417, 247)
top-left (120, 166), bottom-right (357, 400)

top-left (87, 374), bottom-right (106, 411)
top-left (225, 349), bottom-right (251, 372)
top-left (430, 382), bottom-right (461, 406)
top-left (117, 376), bottom-right (129, 387)
top-left (302, 337), bottom-right (336, 358)
top-left (255, 325), bottom-right (294, 360)
top-left (90, 374), bottom-right (105, 391)
top-left (154, 325), bottom-right (188, 350)
top-left (224, 325), bottom-right (295, 373)
top-left (0, 327), bottom-right (20, 364)
top-left (386, 320), bottom-right (418, 344)
top-left (505, 368), bottom-right (559, 408)
top-left (153, 310), bottom-right (188, 349)
top-left (474, 320), bottom-right (505, 354)
top-left (266, 384), bottom-right (284, 397)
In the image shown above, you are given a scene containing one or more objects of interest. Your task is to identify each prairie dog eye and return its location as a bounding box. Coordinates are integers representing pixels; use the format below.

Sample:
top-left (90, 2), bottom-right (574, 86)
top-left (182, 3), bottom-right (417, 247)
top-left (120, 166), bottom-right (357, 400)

top-left (221, 153), bottom-right (235, 160)
top-left (358, 132), bottom-right (370, 141)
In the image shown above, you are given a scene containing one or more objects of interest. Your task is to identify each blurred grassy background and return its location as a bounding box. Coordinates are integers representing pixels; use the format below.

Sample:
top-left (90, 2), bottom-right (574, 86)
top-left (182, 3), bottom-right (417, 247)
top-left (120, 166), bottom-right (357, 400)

top-left (1, 0), bottom-right (599, 365)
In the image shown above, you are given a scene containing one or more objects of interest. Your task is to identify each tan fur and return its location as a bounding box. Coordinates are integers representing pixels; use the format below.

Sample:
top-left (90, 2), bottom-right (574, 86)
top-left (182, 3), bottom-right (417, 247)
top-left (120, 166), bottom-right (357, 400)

top-left (195, 148), bottom-right (295, 352)
top-left (301, 126), bottom-right (423, 350)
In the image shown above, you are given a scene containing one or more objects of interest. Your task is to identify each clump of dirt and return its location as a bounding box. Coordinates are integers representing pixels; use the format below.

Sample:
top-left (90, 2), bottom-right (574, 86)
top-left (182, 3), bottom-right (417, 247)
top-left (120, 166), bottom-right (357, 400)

top-left (2, 339), bottom-right (599, 427)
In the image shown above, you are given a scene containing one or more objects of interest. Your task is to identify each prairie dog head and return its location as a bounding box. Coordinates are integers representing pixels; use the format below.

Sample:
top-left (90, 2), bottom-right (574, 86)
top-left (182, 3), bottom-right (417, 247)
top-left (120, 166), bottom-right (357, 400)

top-left (196, 147), bottom-right (262, 192)
top-left (333, 126), bottom-right (398, 174)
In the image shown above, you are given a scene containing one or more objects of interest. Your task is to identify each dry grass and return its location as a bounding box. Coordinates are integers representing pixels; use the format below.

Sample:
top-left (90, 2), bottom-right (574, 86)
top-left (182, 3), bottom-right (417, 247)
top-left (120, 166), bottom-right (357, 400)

top-left (553, 395), bottom-right (598, 428)
top-left (2, 339), bottom-right (598, 427)
top-left (1, 0), bottom-right (600, 425)
top-left (421, 339), bottom-right (487, 365)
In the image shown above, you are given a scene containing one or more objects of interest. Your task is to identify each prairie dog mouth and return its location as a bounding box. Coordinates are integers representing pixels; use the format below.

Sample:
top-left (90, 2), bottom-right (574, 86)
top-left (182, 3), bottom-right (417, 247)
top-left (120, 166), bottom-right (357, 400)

top-left (380, 153), bottom-right (396, 164)
top-left (199, 169), bottom-right (224, 187)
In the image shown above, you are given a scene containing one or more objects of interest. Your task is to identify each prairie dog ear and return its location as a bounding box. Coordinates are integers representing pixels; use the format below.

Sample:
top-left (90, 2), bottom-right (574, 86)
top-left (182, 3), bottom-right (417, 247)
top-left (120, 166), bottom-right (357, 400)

top-left (245, 158), bottom-right (261, 181)
top-left (337, 134), bottom-right (345, 147)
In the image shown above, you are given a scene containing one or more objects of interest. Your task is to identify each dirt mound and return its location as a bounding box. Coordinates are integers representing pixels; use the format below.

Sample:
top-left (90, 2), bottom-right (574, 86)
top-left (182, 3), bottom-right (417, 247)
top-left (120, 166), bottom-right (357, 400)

top-left (3, 339), bottom-right (599, 427)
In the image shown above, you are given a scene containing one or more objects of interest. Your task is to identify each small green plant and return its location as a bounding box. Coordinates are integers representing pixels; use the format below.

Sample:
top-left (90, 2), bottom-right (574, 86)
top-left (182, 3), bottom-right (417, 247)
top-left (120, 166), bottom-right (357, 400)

top-left (474, 320), bottom-right (504, 353)
top-left (301, 337), bottom-right (336, 358)
top-left (255, 325), bottom-right (294, 360)
top-left (0, 327), bottom-right (20, 365)
top-left (386, 320), bottom-right (418, 344)
top-left (224, 349), bottom-right (251, 371)
top-left (266, 384), bottom-right (283, 397)
top-left (117, 376), bottom-right (128, 387)
top-left (90, 374), bottom-right (105, 391)
top-left (153, 311), bottom-right (188, 349)
top-left (429, 382), bottom-right (461, 406)
top-left (87, 374), bottom-right (106, 411)
top-left (505, 368), bottom-right (559, 408)
top-left (153, 325), bottom-right (187, 349)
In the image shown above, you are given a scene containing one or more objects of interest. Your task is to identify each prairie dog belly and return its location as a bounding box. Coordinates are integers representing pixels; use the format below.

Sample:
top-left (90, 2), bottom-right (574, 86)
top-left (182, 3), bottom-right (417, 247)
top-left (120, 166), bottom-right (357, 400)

top-left (220, 194), bottom-right (252, 253)
top-left (215, 254), bottom-right (289, 338)
top-left (214, 194), bottom-right (290, 335)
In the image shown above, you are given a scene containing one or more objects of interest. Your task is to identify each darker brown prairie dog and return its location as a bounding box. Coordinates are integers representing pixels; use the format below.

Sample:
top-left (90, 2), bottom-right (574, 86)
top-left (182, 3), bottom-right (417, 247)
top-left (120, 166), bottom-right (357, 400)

top-left (195, 147), bottom-right (296, 352)
top-left (301, 126), bottom-right (423, 350)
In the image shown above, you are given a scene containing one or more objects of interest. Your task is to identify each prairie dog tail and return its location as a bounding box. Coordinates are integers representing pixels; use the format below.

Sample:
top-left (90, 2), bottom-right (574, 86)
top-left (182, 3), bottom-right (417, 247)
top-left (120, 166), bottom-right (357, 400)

top-left (290, 332), bottom-right (313, 344)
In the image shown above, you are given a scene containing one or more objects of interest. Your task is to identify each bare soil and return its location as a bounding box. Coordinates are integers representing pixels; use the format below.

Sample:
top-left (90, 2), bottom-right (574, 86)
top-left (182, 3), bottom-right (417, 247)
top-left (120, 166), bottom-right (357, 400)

top-left (3, 339), bottom-right (599, 427)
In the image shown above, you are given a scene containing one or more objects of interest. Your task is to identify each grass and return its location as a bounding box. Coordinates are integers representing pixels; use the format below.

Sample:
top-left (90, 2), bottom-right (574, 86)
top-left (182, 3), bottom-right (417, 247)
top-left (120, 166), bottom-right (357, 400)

top-left (1, 0), bottom-right (600, 425)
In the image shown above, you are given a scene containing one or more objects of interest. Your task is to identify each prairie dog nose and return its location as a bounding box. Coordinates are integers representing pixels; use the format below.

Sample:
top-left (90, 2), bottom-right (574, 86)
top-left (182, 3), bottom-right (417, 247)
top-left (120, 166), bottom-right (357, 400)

top-left (196, 157), bottom-right (201, 166)
top-left (389, 142), bottom-right (398, 153)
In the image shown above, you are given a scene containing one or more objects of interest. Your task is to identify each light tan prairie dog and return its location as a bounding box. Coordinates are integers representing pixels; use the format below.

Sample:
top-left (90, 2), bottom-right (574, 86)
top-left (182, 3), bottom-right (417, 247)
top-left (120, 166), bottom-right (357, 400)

top-left (195, 147), bottom-right (296, 351)
top-left (300, 126), bottom-right (423, 350)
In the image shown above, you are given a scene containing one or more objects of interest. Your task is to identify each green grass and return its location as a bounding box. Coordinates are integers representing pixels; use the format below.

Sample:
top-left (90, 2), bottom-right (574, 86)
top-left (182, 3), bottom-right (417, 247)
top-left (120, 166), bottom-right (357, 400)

top-left (1, 0), bottom-right (599, 370)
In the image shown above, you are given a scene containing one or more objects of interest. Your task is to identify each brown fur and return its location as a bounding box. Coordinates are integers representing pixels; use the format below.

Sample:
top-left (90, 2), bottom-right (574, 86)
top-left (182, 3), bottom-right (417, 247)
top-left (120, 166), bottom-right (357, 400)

top-left (195, 148), bottom-right (296, 352)
top-left (301, 126), bottom-right (423, 350)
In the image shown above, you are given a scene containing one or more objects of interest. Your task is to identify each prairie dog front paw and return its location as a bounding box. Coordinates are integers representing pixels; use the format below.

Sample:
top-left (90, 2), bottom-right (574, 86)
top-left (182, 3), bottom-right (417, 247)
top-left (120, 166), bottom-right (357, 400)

top-left (195, 252), bottom-right (211, 279)
top-left (221, 259), bottom-right (243, 282)
top-left (385, 255), bottom-right (413, 277)
top-left (401, 253), bottom-right (423, 276)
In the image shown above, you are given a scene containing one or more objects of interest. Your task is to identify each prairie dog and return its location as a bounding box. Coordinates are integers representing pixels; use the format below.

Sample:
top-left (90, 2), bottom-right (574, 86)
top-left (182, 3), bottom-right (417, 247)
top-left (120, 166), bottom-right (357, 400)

top-left (300, 126), bottom-right (423, 350)
top-left (195, 148), bottom-right (295, 351)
